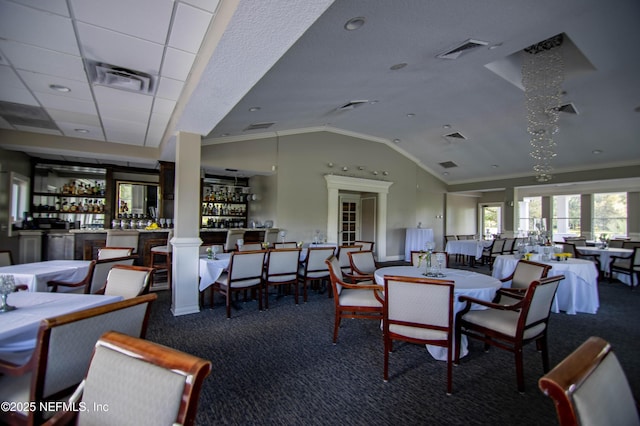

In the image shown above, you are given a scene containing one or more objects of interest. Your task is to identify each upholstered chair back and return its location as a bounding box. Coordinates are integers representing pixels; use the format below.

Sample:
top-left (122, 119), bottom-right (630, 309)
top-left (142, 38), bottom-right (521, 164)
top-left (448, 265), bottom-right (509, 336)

top-left (90, 257), bottom-right (136, 294)
top-left (226, 251), bottom-right (265, 287)
top-left (511, 260), bottom-right (552, 289)
top-left (97, 247), bottom-right (133, 260)
top-left (265, 249), bottom-right (300, 282)
top-left (104, 265), bottom-right (153, 299)
top-left (523, 277), bottom-right (561, 330)
top-left (348, 250), bottom-right (377, 275)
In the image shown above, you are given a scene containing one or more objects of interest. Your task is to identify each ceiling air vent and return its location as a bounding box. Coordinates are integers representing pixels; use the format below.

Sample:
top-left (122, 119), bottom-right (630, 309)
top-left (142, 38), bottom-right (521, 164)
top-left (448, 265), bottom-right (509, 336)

top-left (437, 39), bottom-right (488, 60)
top-left (557, 103), bottom-right (579, 114)
top-left (439, 161), bottom-right (458, 169)
top-left (0, 101), bottom-right (58, 130)
top-left (87, 61), bottom-right (154, 94)
top-left (444, 132), bottom-right (467, 140)
top-left (244, 122), bottom-right (275, 131)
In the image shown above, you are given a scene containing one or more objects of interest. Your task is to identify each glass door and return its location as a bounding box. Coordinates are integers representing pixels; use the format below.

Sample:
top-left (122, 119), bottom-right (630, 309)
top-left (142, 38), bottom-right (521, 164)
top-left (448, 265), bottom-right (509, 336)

top-left (480, 204), bottom-right (502, 239)
top-left (339, 195), bottom-right (360, 245)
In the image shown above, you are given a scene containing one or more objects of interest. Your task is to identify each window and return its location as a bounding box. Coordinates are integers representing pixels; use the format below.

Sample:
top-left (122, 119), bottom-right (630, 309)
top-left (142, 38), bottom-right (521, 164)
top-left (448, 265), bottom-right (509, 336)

top-left (9, 172), bottom-right (30, 237)
top-left (593, 192), bottom-right (627, 238)
top-left (552, 194), bottom-right (581, 240)
top-left (518, 197), bottom-right (542, 236)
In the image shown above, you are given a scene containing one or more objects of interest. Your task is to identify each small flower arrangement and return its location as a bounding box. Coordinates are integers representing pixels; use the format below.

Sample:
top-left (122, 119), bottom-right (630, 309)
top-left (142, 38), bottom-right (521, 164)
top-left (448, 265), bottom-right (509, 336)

top-left (417, 251), bottom-right (431, 268)
top-left (554, 253), bottom-right (572, 261)
top-left (206, 247), bottom-right (213, 259)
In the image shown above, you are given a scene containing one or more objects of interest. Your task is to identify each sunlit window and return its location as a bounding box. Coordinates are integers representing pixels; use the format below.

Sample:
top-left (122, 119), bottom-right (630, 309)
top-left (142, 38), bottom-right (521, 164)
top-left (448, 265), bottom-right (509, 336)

top-left (593, 192), bottom-right (627, 238)
top-left (552, 194), bottom-right (581, 240)
top-left (518, 197), bottom-right (542, 236)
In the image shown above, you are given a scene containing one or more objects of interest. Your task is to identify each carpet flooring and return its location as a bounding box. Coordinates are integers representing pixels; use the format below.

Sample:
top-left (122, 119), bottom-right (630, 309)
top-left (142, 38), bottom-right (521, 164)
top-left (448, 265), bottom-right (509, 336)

top-left (145, 262), bottom-right (640, 425)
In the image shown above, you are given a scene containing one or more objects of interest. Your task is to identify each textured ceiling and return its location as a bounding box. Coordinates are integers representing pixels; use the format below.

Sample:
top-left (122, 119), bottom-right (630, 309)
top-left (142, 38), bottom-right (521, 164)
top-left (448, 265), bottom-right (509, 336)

top-left (1, 0), bottom-right (639, 184)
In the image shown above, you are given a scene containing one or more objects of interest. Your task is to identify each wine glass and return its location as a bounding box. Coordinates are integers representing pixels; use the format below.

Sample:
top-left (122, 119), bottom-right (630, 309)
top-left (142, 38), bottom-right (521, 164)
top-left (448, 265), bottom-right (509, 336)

top-left (159, 218), bottom-right (166, 228)
top-left (166, 218), bottom-right (173, 228)
top-left (211, 245), bottom-right (219, 260)
top-left (0, 274), bottom-right (17, 313)
top-left (279, 230), bottom-right (287, 243)
top-left (435, 253), bottom-right (446, 277)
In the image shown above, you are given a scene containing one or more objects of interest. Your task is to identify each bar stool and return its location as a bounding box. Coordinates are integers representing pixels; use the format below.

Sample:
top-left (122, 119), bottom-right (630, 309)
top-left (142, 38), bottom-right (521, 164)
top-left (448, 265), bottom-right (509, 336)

top-left (150, 229), bottom-right (173, 290)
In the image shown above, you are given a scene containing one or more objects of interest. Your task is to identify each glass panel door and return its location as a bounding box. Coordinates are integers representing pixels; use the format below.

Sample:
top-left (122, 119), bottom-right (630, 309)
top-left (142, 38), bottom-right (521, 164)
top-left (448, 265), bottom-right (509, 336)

top-left (481, 204), bottom-right (502, 239)
top-left (339, 196), bottom-right (360, 245)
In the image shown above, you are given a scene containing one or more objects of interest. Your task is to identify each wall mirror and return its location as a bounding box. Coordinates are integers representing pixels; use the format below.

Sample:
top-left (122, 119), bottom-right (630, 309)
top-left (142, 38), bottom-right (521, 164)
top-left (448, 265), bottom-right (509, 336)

top-left (116, 181), bottom-right (160, 218)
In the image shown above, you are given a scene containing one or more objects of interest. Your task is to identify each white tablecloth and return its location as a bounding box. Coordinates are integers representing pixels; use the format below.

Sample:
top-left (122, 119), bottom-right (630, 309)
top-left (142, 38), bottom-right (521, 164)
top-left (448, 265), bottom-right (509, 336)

top-left (404, 228), bottom-right (434, 262)
top-left (576, 246), bottom-right (634, 285)
top-left (492, 255), bottom-right (599, 315)
top-left (199, 253), bottom-right (232, 291)
top-left (0, 260), bottom-right (93, 292)
top-left (375, 266), bottom-right (501, 360)
top-left (0, 292), bottom-right (122, 364)
top-left (445, 240), bottom-right (491, 260)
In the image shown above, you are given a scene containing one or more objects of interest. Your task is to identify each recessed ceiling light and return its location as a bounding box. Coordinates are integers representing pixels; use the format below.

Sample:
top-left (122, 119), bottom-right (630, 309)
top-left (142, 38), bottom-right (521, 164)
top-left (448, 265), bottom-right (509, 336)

top-left (406, 113), bottom-right (415, 118)
top-left (248, 107), bottom-right (261, 112)
top-left (221, 133), bottom-right (230, 137)
top-left (592, 149), bottom-right (603, 155)
top-left (390, 63), bottom-right (407, 70)
top-left (491, 164), bottom-right (499, 168)
top-left (369, 100), bottom-right (379, 104)
top-left (49, 84), bottom-right (70, 92)
top-left (443, 124), bottom-right (451, 129)
top-left (443, 172), bottom-right (450, 176)
top-left (74, 128), bottom-right (89, 133)
top-left (393, 138), bottom-right (401, 144)
top-left (344, 17), bottom-right (365, 31)
top-left (488, 43), bottom-right (503, 50)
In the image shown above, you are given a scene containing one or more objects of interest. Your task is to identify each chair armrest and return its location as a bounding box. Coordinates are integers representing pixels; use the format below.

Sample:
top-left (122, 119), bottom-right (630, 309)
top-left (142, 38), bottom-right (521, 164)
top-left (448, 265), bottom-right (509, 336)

top-left (498, 288), bottom-right (526, 296)
top-left (458, 294), bottom-right (522, 311)
top-left (47, 279), bottom-right (88, 292)
top-left (14, 284), bottom-right (28, 291)
top-left (499, 272), bottom-right (515, 283)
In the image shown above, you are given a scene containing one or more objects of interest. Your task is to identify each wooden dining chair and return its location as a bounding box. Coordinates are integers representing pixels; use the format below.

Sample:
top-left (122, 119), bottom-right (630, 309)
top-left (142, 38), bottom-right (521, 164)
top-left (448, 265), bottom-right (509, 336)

top-left (325, 255), bottom-right (383, 344)
top-left (608, 247), bottom-right (640, 289)
top-left (210, 250), bottom-right (266, 318)
top-left (347, 250), bottom-right (377, 283)
top-left (538, 336), bottom-right (640, 426)
top-left (43, 330), bottom-right (211, 426)
top-left (263, 248), bottom-right (302, 308)
top-left (336, 244), bottom-right (362, 279)
top-left (47, 260), bottom-right (97, 293)
top-left (494, 259), bottom-right (552, 304)
top-left (97, 264), bottom-right (155, 299)
top-left (383, 275), bottom-right (455, 394)
top-left (0, 294), bottom-right (156, 426)
top-left (297, 246), bottom-right (335, 302)
top-left (97, 246), bottom-right (134, 260)
top-left (150, 229), bottom-right (173, 289)
top-left (455, 275), bottom-right (565, 393)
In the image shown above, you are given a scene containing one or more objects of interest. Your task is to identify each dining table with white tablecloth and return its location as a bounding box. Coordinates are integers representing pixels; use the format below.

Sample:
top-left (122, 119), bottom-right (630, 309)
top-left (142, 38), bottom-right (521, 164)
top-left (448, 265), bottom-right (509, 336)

top-left (404, 228), bottom-right (434, 262)
top-left (445, 239), bottom-right (493, 260)
top-left (0, 260), bottom-right (93, 292)
top-left (199, 253), bottom-right (233, 291)
top-left (374, 265), bottom-right (502, 361)
top-left (492, 254), bottom-right (599, 315)
top-left (0, 291), bottom-right (122, 365)
top-left (576, 246), bottom-right (634, 285)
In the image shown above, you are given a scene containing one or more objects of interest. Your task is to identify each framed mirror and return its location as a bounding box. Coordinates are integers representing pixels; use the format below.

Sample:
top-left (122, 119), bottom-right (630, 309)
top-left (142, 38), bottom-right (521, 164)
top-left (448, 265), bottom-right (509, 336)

top-left (116, 181), bottom-right (160, 218)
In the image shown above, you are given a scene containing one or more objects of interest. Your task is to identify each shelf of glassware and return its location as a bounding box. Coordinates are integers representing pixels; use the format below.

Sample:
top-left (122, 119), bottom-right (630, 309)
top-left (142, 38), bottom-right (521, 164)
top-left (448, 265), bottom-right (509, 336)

top-left (201, 202), bottom-right (247, 229)
top-left (31, 193), bottom-right (106, 216)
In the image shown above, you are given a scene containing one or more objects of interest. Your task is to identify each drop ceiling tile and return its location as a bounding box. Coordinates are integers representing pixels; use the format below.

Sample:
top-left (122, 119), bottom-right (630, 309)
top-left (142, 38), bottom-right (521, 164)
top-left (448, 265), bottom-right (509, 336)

top-left (36, 93), bottom-right (97, 115)
top-left (0, 65), bottom-right (26, 88)
top-left (161, 47), bottom-right (195, 81)
top-left (0, 52), bottom-right (9, 66)
top-left (1, 40), bottom-right (86, 81)
top-left (0, 1), bottom-right (79, 55)
top-left (147, 111), bottom-right (171, 146)
top-left (47, 108), bottom-right (101, 127)
top-left (0, 86), bottom-right (38, 106)
top-left (76, 22), bottom-right (164, 76)
top-left (57, 121), bottom-right (105, 141)
top-left (156, 76), bottom-right (185, 101)
top-left (181, 0), bottom-right (220, 14)
top-left (70, 0), bottom-right (173, 44)
top-left (102, 117), bottom-right (148, 145)
top-left (8, 0), bottom-right (69, 16)
top-left (18, 70), bottom-right (93, 100)
top-left (93, 85), bottom-right (153, 122)
top-left (169, 3), bottom-right (213, 54)
top-left (152, 98), bottom-right (176, 116)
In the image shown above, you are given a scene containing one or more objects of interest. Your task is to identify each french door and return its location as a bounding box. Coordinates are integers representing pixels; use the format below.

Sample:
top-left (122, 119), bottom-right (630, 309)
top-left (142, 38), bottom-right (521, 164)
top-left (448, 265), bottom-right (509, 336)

top-left (339, 195), bottom-right (360, 245)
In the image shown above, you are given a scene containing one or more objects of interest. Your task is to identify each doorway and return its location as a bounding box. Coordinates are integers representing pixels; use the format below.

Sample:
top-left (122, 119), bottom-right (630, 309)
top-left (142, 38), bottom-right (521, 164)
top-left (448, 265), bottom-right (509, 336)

top-left (480, 203), bottom-right (503, 239)
top-left (339, 195), bottom-right (360, 245)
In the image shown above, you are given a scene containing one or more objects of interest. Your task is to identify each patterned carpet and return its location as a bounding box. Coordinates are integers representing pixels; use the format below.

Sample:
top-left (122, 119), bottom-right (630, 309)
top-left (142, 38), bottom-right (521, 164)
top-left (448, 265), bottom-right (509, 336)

top-left (145, 261), bottom-right (640, 425)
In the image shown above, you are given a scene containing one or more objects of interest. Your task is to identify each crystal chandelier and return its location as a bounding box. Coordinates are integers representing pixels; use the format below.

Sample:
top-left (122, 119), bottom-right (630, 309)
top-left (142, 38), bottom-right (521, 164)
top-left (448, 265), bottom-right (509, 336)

top-left (522, 34), bottom-right (564, 182)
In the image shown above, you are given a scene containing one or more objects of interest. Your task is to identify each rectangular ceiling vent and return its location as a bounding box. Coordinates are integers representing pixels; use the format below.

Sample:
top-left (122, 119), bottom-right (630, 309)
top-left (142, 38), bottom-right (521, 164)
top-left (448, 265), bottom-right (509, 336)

top-left (244, 122), bottom-right (275, 131)
top-left (437, 39), bottom-right (488, 60)
top-left (557, 103), bottom-right (579, 114)
top-left (439, 161), bottom-right (458, 169)
top-left (444, 132), bottom-right (467, 140)
top-left (0, 101), bottom-right (59, 130)
top-left (87, 61), bottom-right (154, 94)
top-left (336, 100), bottom-right (369, 111)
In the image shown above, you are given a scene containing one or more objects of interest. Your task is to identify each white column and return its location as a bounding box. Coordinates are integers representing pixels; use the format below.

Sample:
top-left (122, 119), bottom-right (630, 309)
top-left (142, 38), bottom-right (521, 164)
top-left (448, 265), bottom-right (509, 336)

top-left (171, 131), bottom-right (202, 316)
top-left (376, 192), bottom-right (388, 261)
top-left (326, 187), bottom-right (339, 244)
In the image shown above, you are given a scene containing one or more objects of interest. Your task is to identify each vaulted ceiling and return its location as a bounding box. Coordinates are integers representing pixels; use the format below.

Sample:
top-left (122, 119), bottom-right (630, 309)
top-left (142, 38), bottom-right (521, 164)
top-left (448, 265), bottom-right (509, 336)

top-left (1, 0), bottom-right (639, 184)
